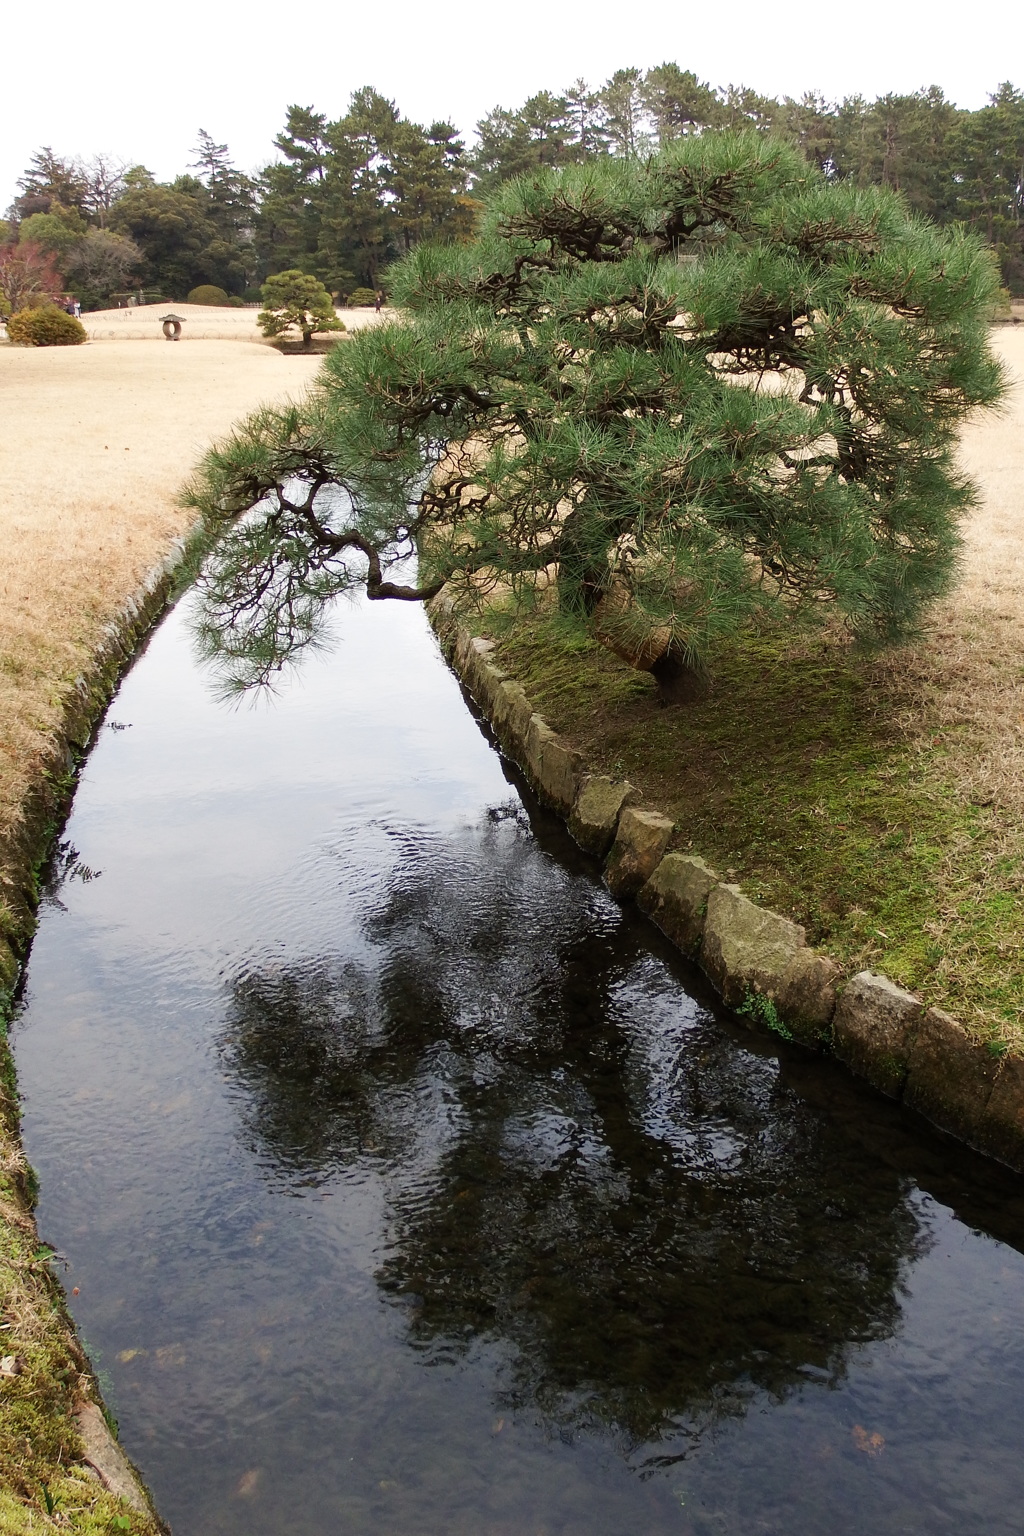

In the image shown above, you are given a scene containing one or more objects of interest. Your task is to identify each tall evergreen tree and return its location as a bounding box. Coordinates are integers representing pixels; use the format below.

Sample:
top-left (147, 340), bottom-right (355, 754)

top-left (642, 64), bottom-right (720, 143)
top-left (563, 79), bottom-right (609, 161)
top-left (952, 83), bottom-right (1024, 288)
top-left (256, 92), bottom-right (472, 290)
top-left (11, 148), bottom-right (90, 221)
top-left (193, 131), bottom-right (255, 231)
top-left (390, 120), bottom-right (474, 252)
top-left (110, 152), bottom-right (251, 298)
top-left (471, 93), bottom-right (572, 191)
top-left (254, 107), bottom-right (333, 279)
top-left (109, 175), bottom-right (212, 296)
top-left (599, 69), bottom-right (652, 158)
top-left (776, 93), bottom-right (840, 177)
top-left (191, 130), bottom-right (257, 289)
top-left (318, 88), bottom-right (398, 290)
top-left (834, 89), bottom-right (961, 222)
top-left (715, 84), bottom-right (779, 132)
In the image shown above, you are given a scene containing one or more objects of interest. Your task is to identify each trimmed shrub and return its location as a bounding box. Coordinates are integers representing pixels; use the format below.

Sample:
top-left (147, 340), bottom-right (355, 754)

top-left (345, 286), bottom-right (378, 307)
top-left (6, 306), bottom-right (87, 346)
top-left (258, 269), bottom-right (343, 348)
top-left (187, 284), bottom-right (229, 306)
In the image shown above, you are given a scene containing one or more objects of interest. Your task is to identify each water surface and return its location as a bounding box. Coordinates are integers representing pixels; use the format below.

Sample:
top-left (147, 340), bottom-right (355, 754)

top-left (14, 590), bottom-right (1024, 1535)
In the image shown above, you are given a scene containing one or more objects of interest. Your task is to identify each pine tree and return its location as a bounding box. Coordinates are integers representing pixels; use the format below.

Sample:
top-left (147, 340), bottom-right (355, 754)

top-left (776, 93), bottom-right (840, 177)
top-left (255, 107), bottom-right (333, 281)
top-left (833, 89), bottom-right (961, 222)
top-left (257, 268), bottom-right (343, 347)
top-left (319, 88), bottom-right (398, 290)
top-left (563, 80), bottom-right (609, 161)
top-left (191, 130), bottom-right (256, 290)
top-left (599, 69), bottom-right (652, 159)
top-left (642, 64), bottom-right (720, 144)
top-left (186, 134), bottom-right (1005, 700)
top-left (389, 120), bottom-right (473, 252)
top-left (255, 91), bottom-right (472, 291)
top-left (12, 148), bottom-right (90, 221)
top-left (470, 93), bottom-right (573, 191)
top-left (952, 83), bottom-right (1024, 289)
top-left (715, 84), bottom-right (778, 132)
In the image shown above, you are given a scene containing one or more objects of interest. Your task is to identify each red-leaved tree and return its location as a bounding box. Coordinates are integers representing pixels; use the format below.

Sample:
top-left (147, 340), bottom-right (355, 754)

top-left (0, 242), bottom-right (62, 318)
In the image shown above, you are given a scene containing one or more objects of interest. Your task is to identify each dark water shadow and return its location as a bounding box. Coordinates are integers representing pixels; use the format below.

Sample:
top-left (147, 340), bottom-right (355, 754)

top-left (218, 782), bottom-right (925, 1465)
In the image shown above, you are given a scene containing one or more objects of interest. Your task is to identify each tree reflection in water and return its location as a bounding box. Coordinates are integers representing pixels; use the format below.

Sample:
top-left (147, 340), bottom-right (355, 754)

top-left (218, 797), bottom-right (925, 1462)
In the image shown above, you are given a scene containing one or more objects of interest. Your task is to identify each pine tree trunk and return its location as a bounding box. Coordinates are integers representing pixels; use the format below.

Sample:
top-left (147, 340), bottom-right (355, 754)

top-left (649, 642), bottom-right (709, 705)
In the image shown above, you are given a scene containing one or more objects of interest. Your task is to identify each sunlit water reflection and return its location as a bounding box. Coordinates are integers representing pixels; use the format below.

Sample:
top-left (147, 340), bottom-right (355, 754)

top-left (13, 591), bottom-right (1024, 1535)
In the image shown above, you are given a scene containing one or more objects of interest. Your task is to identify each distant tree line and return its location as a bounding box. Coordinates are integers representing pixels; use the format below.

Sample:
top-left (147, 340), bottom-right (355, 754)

top-left (3, 67), bottom-right (1023, 312)
top-left (469, 69), bottom-right (1024, 291)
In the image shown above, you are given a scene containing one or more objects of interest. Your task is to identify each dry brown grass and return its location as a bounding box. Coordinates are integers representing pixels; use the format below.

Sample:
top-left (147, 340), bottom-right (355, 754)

top-left (78, 300), bottom-right (388, 343)
top-left (0, 340), bottom-right (321, 862)
top-left (866, 326), bottom-right (1024, 858)
top-left (902, 326), bottom-right (1024, 820)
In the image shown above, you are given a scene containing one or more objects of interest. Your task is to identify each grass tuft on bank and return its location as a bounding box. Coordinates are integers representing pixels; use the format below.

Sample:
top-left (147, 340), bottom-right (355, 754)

top-left (489, 608), bottom-right (1023, 1054)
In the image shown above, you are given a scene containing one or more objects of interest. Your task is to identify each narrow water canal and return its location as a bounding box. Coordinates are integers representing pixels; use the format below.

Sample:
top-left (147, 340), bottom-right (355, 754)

top-left (13, 590), bottom-right (1024, 1535)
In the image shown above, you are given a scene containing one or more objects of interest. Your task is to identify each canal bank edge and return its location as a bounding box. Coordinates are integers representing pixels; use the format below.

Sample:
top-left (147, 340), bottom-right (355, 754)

top-left (430, 595), bottom-right (1024, 1178)
top-left (0, 546), bottom-right (188, 1533)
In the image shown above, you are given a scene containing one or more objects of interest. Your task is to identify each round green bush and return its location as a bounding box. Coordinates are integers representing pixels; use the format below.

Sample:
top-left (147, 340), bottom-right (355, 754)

top-left (187, 285), bottom-right (230, 306)
top-left (6, 306), bottom-right (87, 347)
top-left (344, 286), bottom-right (378, 307)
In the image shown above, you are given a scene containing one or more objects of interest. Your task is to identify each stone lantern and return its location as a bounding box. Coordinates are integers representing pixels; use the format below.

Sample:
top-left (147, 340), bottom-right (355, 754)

top-left (160, 314), bottom-right (186, 341)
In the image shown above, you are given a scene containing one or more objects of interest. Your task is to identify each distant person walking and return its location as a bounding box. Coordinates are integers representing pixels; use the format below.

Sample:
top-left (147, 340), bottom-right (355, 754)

top-left (374, 290), bottom-right (384, 313)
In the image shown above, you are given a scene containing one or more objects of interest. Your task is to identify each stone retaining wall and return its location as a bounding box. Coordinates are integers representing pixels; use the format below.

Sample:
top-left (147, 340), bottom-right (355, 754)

top-left (431, 597), bottom-right (1024, 1176)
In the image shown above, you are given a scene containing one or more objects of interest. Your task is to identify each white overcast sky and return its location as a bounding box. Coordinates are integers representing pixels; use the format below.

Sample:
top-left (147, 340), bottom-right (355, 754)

top-left (3, 0), bottom-right (1022, 208)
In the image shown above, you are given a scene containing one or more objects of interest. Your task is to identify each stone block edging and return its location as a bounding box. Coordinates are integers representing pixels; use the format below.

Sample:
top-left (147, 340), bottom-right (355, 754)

top-left (430, 598), bottom-right (1024, 1176)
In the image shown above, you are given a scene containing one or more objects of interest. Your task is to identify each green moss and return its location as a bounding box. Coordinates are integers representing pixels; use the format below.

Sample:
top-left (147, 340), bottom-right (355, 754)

top-left (737, 991), bottom-right (793, 1041)
top-left (0, 1482), bottom-right (152, 1533)
top-left (491, 612), bottom-right (1023, 1050)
